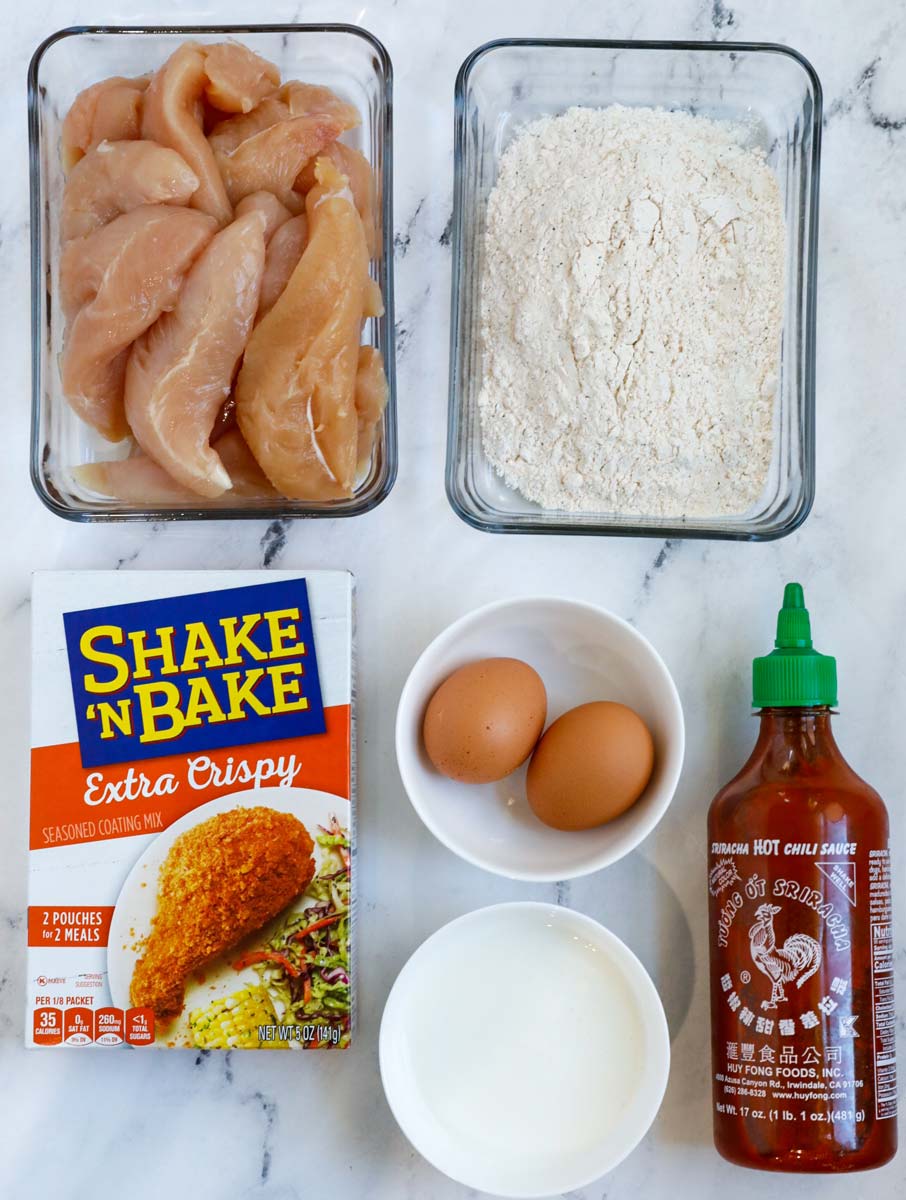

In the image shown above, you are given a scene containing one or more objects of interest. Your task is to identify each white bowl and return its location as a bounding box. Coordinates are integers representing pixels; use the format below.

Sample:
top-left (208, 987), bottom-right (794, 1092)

top-left (379, 902), bottom-right (671, 1197)
top-left (395, 596), bottom-right (684, 881)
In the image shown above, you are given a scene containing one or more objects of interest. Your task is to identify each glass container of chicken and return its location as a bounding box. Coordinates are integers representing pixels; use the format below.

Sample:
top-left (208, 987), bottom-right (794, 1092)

top-left (28, 25), bottom-right (396, 520)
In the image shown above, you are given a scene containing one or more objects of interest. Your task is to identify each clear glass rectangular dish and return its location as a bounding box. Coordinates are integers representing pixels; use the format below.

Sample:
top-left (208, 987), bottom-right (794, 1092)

top-left (29, 24), bottom-right (396, 521)
top-left (448, 39), bottom-right (821, 540)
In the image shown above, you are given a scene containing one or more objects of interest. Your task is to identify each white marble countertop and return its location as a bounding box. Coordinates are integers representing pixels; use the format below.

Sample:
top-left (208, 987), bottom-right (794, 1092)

top-left (1, 0), bottom-right (904, 1197)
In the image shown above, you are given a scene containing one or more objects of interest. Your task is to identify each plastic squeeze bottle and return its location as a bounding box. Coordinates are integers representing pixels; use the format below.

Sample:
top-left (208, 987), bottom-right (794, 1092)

top-left (707, 583), bottom-right (897, 1171)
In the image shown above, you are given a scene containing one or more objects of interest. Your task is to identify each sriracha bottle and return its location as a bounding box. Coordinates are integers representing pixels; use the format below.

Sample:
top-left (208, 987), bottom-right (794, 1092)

top-left (707, 583), bottom-right (897, 1171)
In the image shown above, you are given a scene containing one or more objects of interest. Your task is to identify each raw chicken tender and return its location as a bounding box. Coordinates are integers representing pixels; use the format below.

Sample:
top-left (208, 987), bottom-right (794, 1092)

top-left (354, 346), bottom-right (388, 469)
top-left (203, 42), bottom-right (280, 114)
top-left (68, 352), bottom-right (128, 442)
top-left (364, 276), bottom-right (385, 319)
top-left (142, 42), bottom-right (233, 226)
top-left (61, 75), bottom-right (149, 171)
top-left (209, 81), bottom-right (359, 209)
top-left (213, 113), bottom-right (346, 210)
top-left (60, 140), bottom-right (199, 241)
top-left (235, 190), bottom-right (292, 240)
top-left (207, 96), bottom-right (287, 156)
top-left (61, 207), bottom-right (217, 440)
top-left (280, 81), bottom-right (361, 131)
top-left (257, 214), bottom-right (308, 320)
top-left (296, 141), bottom-right (377, 256)
top-left (74, 428), bottom-right (277, 503)
top-left (60, 203), bottom-right (197, 322)
top-left (208, 81), bottom-right (359, 155)
top-left (236, 158), bottom-right (370, 499)
top-left (125, 210), bottom-right (267, 496)
top-left (210, 426), bottom-right (277, 495)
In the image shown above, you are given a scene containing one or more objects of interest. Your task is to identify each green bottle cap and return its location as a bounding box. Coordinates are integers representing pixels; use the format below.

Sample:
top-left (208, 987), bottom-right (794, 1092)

top-left (752, 582), bottom-right (838, 708)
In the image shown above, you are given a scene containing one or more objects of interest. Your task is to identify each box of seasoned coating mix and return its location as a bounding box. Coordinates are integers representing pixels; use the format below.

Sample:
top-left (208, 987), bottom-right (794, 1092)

top-left (27, 571), bottom-right (354, 1050)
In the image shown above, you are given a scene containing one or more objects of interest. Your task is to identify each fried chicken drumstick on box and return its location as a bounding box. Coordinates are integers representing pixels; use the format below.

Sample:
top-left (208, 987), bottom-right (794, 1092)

top-left (130, 806), bottom-right (315, 1021)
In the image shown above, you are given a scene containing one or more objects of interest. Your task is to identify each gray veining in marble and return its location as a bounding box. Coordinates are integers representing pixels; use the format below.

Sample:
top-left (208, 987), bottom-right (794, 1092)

top-left (1, 1), bottom-right (904, 1198)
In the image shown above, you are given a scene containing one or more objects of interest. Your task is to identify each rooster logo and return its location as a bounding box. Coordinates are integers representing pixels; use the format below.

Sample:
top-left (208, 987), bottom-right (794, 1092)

top-left (748, 903), bottom-right (822, 1010)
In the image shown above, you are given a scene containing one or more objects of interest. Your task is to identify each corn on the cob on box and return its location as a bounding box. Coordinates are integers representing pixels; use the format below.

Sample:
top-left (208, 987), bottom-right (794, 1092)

top-left (27, 571), bottom-right (354, 1050)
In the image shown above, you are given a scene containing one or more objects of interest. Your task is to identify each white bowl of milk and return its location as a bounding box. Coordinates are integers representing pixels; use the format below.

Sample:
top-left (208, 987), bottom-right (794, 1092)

top-left (379, 901), bottom-right (670, 1196)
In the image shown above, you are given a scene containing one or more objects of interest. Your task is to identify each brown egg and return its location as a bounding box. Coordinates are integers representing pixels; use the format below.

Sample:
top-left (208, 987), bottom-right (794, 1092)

top-left (422, 658), bottom-right (547, 784)
top-left (526, 701), bottom-right (655, 831)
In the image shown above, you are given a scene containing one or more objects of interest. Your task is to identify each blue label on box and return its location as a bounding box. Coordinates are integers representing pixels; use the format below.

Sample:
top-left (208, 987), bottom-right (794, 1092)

top-left (63, 578), bottom-right (325, 768)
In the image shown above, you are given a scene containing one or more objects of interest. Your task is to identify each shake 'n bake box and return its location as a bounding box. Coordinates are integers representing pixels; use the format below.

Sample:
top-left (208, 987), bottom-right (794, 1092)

top-left (27, 571), bottom-right (354, 1050)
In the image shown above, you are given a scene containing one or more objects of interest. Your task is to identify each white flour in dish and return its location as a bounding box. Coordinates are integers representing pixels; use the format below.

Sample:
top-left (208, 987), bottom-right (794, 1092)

top-left (477, 105), bottom-right (785, 517)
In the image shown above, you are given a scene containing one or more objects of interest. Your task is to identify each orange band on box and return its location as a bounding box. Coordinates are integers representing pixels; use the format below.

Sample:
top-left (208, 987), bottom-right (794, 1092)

top-left (30, 703), bottom-right (350, 850)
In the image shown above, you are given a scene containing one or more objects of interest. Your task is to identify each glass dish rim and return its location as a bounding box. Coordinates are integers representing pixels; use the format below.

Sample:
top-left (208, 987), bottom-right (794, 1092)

top-left (446, 36), bottom-right (822, 542)
top-left (28, 22), bottom-right (398, 523)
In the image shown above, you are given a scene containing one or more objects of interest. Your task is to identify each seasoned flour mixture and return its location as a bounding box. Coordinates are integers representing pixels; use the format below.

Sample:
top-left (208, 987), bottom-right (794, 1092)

top-left (477, 105), bottom-right (785, 517)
